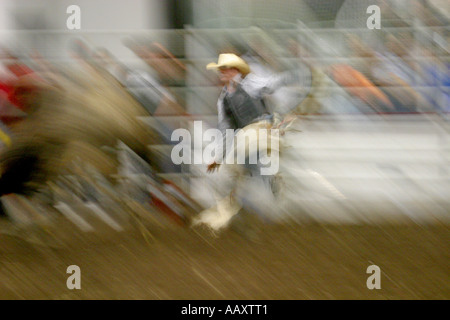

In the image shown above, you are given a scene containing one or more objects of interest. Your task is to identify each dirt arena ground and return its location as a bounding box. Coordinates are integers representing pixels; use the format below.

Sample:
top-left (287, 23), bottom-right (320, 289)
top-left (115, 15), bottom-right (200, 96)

top-left (0, 210), bottom-right (448, 301)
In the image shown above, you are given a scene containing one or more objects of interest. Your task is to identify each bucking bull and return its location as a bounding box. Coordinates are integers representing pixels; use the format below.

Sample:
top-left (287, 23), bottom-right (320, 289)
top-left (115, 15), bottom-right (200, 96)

top-left (0, 57), bottom-right (162, 220)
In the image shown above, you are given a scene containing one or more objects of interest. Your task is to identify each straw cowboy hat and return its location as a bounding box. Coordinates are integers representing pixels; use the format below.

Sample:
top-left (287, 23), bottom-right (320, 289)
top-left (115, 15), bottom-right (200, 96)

top-left (206, 53), bottom-right (250, 75)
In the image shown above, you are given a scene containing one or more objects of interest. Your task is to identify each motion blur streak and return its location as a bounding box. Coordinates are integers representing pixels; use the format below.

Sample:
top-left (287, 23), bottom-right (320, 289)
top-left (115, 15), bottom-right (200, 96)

top-left (0, 0), bottom-right (448, 300)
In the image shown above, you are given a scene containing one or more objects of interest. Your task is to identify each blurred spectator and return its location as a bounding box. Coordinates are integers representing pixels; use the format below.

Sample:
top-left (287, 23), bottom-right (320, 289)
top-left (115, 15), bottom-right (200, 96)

top-left (416, 43), bottom-right (450, 112)
top-left (0, 47), bottom-right (42, 116)
top-left (329, 34), bottom-right (394, 113)
top-left (345, 34), bottom-right (378, 78)
top-left (371, 33), bottom-right (432, 112)
top-left (330, 63), bottom-right (394, 113)
top-left (95, 47), bottom-right (186, 117)
top-left (123, 38), bottom-right (186, 88)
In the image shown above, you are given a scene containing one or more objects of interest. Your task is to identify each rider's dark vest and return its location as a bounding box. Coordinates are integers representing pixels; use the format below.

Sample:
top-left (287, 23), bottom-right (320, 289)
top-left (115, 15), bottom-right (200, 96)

top-left (223, 83), bottom-right (271, 129)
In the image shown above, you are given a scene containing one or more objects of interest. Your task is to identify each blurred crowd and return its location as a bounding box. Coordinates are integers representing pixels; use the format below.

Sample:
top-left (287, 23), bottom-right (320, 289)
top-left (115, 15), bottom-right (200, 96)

top-left (331, 31), bottom-right (450, 114)
top-left (0, 9), bottom-right (448, 225)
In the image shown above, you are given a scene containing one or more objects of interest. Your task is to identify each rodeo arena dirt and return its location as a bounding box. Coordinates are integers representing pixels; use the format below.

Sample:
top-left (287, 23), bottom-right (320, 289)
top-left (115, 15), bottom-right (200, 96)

top-left (0, 0), bottom-right (449, 301)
